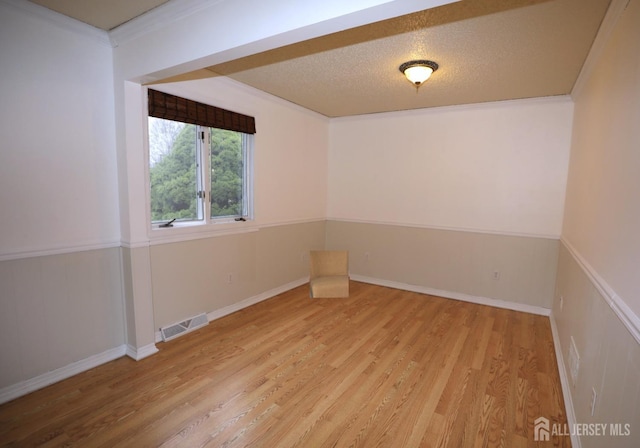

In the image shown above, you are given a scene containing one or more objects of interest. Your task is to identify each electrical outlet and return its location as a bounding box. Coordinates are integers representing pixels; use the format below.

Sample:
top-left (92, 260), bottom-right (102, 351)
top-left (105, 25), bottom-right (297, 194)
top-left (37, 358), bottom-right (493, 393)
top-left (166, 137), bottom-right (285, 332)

top-left (559, 295), bottom-right (564, 312)
top-left (227, 273), bottom-right (233, 284)
top-left (493, 271), bottom-right (500, 280)
top-left (590, 387), bottom-right (597, 416)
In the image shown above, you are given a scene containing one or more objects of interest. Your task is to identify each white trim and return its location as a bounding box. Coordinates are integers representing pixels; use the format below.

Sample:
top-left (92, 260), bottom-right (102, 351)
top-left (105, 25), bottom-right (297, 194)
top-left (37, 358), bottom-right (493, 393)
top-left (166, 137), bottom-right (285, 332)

top-left (1, 0), bottom-right (111, 47)
top-left (250, 218), bottom-right (326, 230)
top-left (0, 344), bottom-right (127, 405)
top-left (154, 277), bottom-right (309, 343)
top-left (200, 77), bottom-right (331, 122)
top-left (571, 0), bottom-right (630, 99)
top-left (120, 240), bottom-right (151, 250)
top-left (108, 0), bottom-right (223, 47)
top-left (549, 313), bottom-right (581, 448)
top-left (108, 0), bottom-right (459, 49)
top-left (125, 343), bottom-right (159, 361)
top-left (330, 95), bottom-right (573, 123)
top-left (148, 218), bottom-right (325, 247)
top-left (326, 218), bottom-right (560, 240)
top-left (350, 274), bottom-right (551, 316)
top-left (0, 240), bottom-right (121, 262)
top-left (561, 238), bottom-right (640, 345)
top-left (150, 225), bottom-right (259, 246)
top-left (0, 220), bottom-right (325, 259)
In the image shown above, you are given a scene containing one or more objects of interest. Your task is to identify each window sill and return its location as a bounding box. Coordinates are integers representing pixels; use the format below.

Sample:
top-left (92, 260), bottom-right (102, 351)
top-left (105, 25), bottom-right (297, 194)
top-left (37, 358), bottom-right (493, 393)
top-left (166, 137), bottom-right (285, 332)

top-left (149, 219), bottom-right (258, 246)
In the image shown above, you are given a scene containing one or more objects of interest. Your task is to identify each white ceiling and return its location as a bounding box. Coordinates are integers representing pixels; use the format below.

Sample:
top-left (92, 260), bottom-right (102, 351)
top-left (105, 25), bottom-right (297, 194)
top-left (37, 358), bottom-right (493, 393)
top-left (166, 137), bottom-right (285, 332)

top-left (28, 0), bottom-right (611, 117)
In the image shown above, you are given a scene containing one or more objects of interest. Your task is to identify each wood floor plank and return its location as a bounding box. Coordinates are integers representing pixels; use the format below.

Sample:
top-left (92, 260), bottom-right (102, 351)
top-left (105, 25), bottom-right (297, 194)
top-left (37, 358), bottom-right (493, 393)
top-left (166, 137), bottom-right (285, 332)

top-left (0, 282), bottom-right (570, 447)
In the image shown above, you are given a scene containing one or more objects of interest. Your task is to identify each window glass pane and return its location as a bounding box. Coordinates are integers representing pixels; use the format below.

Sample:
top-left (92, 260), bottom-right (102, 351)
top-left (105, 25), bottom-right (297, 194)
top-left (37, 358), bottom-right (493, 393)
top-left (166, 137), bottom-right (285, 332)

top-left (148, 117), bottom-right (199, 222)
top-left (210, 128), bottom-right (244, 218)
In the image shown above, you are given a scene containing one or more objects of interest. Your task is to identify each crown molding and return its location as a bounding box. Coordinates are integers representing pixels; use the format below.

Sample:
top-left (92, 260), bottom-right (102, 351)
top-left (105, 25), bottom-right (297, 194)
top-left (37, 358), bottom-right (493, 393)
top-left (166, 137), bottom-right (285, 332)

top-left (108, 0), bottom-right (224, 47)
top-left (1, 0), bottom-right (111, 47)
top-left (329, 95), bottom-right (573, 122)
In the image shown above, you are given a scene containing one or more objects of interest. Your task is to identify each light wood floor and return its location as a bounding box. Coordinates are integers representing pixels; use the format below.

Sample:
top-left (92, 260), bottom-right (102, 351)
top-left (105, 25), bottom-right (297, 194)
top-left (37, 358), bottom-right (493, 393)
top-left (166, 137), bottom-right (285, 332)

top-left (0, 281), bottom-right (570, 447)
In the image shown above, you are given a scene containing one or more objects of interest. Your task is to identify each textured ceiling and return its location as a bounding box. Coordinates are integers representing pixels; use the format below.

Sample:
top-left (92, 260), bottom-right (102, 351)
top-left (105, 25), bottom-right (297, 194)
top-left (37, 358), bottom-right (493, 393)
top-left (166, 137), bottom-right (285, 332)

top-left (204, 0), bottom-right (611, 116)
top-left (27, 0), bottom-right (611, 117)
top-left (28, 0), bottom-right (169, 30)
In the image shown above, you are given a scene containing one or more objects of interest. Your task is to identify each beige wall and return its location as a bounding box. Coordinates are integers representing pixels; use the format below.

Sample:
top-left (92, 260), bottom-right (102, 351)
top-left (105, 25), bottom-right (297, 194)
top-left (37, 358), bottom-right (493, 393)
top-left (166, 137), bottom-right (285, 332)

top-left (5, 2), bottom-right (638, 432)
top-left (554, 0), bottom-right (640, 445)
top-left (328, 98), bottom-right (573, 238)
top-left (562, 0), bottom-right (640, 318)
top-left (151, 221), bottom-right (325, 329)
top-left (554, 243), bottom-right (639, 447)
top-left (326, 220), bottom-right (558, 309)
top-left (0, 248), bottom-right (125, 389)
top-left (0, 3), bottom-right (126, 396)
top-left (121, 246), bottom-right (157, 354)
top-left (143, 78), bottom-right (332, 330)
top-left (325, 96), bottom-right (572, 312)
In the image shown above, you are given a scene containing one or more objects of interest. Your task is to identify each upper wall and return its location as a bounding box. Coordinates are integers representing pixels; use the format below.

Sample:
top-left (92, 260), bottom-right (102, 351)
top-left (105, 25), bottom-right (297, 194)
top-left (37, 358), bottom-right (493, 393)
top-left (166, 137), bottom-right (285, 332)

top-left (562, 0), bottom-right (640, 318)
top-left (111, 0), bottom-right (458, 245)
top-left (111, 0), bottom-right (457, 82)
top-left (328, 98), bottom-right (573, 238)
top-left (0, 2), bottom-right (119, 258)
top-left (148, 78), bottom-right (329, 229)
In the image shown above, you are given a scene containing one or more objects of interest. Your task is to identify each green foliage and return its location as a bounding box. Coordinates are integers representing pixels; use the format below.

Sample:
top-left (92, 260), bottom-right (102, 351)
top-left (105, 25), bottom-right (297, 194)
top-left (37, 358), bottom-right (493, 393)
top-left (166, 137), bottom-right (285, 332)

top-left (149, 122), bottom-right (246, 222)
top-left (210, 129), bottom-right (244, 218)
top-left (150, 124), bottom-right (197, 221)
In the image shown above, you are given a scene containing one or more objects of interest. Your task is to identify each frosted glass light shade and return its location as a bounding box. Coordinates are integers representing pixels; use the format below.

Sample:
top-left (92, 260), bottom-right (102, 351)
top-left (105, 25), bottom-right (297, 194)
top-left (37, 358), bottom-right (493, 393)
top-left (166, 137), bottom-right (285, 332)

top-left (399, 60), bottom-right (439, 88)
top-left (404, 65), bottom-right (433, 85)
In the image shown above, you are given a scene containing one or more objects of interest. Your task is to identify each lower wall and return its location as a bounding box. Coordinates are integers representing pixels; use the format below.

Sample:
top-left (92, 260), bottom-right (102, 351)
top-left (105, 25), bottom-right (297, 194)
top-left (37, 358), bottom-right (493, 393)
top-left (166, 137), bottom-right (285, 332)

top-left (0, 221), bottom-right (325, 403)
top-left (326, 220), bottom-right (559, 309)
top-left (0, 247), bottom-right (126, 391)
top-left (553, 242), bottom-right (640, 448)
top-left (150, 220), bottom-right (326, 329)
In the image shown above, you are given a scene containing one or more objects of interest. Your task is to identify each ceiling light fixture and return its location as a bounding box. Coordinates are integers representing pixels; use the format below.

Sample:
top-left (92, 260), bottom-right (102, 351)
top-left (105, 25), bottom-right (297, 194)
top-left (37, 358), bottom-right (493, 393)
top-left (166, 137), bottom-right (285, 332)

top-left (399, 60), bottom-right (439, 91)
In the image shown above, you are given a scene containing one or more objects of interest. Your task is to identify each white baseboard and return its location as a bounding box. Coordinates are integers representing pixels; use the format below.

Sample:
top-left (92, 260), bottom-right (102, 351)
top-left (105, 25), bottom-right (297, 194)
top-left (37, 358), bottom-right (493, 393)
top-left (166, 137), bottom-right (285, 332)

top-left (207, 277), bottom-right (309, 321)
top-left (0, 344), bottom-right (127, 405)
top-left (549, 313), bottom-right (581, 448)
top-left (155, 277), bottom-right (310, 343)
top-left (125, 343), bottom-right (159, 361)
top-left (350, 274), bottom-right (551, 316)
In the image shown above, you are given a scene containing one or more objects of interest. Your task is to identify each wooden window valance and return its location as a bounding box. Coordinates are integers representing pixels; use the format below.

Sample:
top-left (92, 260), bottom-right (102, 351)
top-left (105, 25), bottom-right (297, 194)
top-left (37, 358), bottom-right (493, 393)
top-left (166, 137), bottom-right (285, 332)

top-left (148, 89), bottom-right (256, 134)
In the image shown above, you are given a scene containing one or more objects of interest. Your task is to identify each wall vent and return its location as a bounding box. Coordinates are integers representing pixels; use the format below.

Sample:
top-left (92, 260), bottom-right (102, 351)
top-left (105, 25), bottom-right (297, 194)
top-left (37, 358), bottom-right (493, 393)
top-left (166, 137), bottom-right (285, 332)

top-left (160, 313), bottom-right (208, 342)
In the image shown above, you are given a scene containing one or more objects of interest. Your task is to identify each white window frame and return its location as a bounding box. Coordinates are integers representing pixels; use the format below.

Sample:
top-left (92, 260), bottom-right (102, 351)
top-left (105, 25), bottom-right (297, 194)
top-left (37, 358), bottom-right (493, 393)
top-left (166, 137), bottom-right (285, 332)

top-left (147, 119), bottom-right (254, 232)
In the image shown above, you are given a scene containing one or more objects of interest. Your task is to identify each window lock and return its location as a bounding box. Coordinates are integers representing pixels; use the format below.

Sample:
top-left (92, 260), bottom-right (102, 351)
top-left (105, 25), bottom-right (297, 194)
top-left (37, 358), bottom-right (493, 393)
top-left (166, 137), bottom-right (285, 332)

top-left (159, 218), bottom-right (176, 228)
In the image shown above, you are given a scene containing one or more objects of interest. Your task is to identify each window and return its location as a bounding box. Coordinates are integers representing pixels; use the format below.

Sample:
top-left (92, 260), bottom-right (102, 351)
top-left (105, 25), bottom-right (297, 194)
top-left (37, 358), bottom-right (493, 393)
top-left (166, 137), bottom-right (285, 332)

top-left (147, 89), bottom-right (255, 226)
